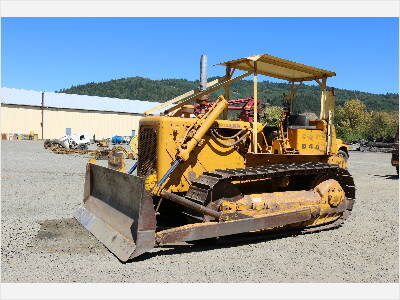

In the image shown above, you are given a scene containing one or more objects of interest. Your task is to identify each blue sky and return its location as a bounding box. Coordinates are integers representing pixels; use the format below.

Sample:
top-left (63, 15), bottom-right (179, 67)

top-left (1, 17), bottom-right (398, 94)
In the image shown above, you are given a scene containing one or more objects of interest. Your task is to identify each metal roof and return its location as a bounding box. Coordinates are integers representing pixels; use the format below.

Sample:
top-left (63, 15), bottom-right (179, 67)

top-left (218, 53), bottom-right (336, 82)
top-left (1, 87), bottom-right (161, 114)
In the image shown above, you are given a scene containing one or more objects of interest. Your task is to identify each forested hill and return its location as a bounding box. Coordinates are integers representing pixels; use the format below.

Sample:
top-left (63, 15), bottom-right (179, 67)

top-left (58, 76), bottom-right (398, 113)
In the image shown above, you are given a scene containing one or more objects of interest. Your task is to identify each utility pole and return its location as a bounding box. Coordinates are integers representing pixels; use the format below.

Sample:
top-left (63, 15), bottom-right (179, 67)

top-left (41, 92), bottom-right (44, 140)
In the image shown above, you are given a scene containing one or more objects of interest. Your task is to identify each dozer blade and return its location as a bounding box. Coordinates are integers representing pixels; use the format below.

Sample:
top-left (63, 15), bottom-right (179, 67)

top-left (74, 163), bottom-right (156, 262)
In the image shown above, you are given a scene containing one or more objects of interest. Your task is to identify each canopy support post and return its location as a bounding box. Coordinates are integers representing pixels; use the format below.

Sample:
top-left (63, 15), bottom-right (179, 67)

top-left (284, 81), bottom-right (302, 113)
top-left (316, 77), bottom-right (328, 120)
top-left (253, 62), bottom-right (258, 153)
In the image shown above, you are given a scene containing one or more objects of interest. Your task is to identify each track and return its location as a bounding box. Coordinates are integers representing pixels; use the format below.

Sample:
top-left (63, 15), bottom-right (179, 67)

top-left (185, 162), bottom-right (356, 232)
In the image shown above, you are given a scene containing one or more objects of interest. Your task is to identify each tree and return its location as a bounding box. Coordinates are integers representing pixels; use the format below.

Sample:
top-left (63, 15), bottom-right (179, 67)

top-left (262, 106), bottom-right (283, 126)
top-left (335, 99), bottom-right (399, 142)
top-left (56, 77), bottom-right (399, 112)
top-left (366, 111), bottom-right (399, 141)
top-left (335, 99), bottom-right (371, 142)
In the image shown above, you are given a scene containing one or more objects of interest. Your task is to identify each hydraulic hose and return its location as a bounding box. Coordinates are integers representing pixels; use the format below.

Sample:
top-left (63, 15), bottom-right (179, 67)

top-left (156, 159), bottom-right (181, 187)
top-left (210, 128), bottom-right (248, 140)
top-left (128, 161), bottom-right (138, 174)
top-left (210, 130), bottom-right (251, 147)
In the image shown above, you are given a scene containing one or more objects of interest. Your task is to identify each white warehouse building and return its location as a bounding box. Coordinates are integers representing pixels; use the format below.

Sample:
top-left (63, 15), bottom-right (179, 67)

top-left (1, 87), bottom-right (161, 140)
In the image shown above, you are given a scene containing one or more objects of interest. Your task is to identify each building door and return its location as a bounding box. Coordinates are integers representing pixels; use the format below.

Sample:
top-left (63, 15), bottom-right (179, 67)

top-left (66, 128), bottom-right (71, 136)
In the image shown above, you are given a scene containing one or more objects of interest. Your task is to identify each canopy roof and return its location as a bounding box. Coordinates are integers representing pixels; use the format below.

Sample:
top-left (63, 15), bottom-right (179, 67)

top-left (218, 54), bottom-right (336, 82)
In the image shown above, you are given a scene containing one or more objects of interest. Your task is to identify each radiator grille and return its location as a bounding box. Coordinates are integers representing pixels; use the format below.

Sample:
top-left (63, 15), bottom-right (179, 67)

top-left (138, 127), bottom-right (157, 177)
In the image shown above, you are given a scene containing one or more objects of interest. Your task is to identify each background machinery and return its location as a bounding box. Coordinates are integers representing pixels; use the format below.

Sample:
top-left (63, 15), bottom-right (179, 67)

top-left (44, 132), bottom-right (91, 150)
top-left (75, 54), bottom-right (355, 262)
top-left (392, 128), bottom-right (399, 174)
top-left (45, 134), bottom-right (138, 160)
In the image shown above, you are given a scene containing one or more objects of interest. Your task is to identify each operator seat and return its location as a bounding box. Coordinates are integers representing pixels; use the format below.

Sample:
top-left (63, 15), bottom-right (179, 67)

top-left (287, 113), bottom-right (318, 130)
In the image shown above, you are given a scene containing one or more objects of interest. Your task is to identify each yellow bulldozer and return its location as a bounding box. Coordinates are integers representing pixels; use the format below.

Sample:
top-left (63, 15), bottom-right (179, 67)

top-left (74, 53), bottom-right (355, 262)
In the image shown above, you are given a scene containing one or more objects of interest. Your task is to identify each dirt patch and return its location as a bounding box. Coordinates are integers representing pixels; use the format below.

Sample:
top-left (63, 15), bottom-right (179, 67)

top-left (29, 218), bottom-right (108, 255)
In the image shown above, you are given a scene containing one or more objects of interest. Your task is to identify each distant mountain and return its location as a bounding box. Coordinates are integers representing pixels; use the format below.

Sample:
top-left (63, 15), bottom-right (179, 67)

top-left (57, 76), bottom-right (399, 114)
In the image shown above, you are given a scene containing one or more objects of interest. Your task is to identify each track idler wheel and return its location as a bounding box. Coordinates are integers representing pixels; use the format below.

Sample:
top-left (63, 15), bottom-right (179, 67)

top-left (314, 179), bottom-right (345, 208)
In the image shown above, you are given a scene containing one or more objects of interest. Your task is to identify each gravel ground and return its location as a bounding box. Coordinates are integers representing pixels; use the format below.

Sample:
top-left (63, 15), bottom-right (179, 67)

top-left (1, 141), bottom-right (398, 282)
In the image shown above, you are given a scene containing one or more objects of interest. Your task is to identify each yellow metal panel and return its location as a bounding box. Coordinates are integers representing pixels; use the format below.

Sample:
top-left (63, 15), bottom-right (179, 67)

top-left (140, 116), bottom-right (248, 193)
top-left (287, 128), bottom-right (327, 155)
top-left (320, 90), bottom-right (336, 120)
top-left (218, 53), bottom-right (336, 82)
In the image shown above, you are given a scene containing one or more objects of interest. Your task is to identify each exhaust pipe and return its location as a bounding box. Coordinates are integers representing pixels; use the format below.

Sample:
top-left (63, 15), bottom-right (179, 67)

top-left (198, 54), bottom-right (209, 103)
top-left (199, 54), bottom-right (208, 92)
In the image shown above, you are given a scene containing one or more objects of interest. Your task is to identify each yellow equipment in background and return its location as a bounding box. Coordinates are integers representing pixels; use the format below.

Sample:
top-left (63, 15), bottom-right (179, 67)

top-left (129, 135), bottom-right (138, 154)
top-left (75, 53), bottom-right (355, 262)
